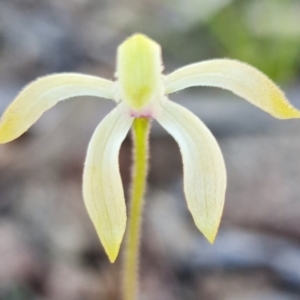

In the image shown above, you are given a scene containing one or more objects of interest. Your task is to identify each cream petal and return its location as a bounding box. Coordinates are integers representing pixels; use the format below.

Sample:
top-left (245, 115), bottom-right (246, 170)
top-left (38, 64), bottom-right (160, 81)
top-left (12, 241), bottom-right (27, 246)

top-left (156, 100), bottom-right (226, 243)
top-left (0, 73), bottom-right (115, 143)
top-left (165, 59), bottom-right (300, 119)
top-left (83, 104), bottom-right (133, 262)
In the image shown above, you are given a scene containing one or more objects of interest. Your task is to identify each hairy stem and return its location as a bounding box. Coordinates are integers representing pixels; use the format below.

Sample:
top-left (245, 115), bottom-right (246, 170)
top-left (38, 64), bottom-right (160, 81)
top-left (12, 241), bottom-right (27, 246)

top-left (122, 118), bottom-right (150, 300)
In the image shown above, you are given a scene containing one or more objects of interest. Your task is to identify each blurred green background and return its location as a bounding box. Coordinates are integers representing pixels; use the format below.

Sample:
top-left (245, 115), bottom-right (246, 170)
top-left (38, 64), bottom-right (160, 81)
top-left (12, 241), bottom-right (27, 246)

top-left (1, 0), bottom-right (300, 299)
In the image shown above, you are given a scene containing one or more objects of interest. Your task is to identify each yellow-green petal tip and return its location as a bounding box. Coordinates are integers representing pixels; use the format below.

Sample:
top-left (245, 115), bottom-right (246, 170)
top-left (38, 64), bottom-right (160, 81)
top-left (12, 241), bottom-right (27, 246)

top-left (198, 223), bottom-right (218, 244)
top-left (0, 114), bottom-right (20, 144)
top-left (104, 241), bottom-right (121, 263)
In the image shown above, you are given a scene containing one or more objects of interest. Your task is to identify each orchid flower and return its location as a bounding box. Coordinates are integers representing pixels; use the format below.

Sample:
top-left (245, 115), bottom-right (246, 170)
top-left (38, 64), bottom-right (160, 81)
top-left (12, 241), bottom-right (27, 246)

top-left (1, 34), bottom-right (299, 264)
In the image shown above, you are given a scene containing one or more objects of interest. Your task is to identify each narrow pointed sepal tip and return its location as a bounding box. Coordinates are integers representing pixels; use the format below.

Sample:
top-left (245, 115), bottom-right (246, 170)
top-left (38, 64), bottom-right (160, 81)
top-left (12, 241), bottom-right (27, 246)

top-left (277, 106), bottom-right (300, 119)
top-left (199, 224), bottom-right (218, 244)
top-left (0, 115), bottom-right (23, 144)
top-left (0, 133), bottom-right (13, 145)
top-left (105, 242), bottom-right (121, 263)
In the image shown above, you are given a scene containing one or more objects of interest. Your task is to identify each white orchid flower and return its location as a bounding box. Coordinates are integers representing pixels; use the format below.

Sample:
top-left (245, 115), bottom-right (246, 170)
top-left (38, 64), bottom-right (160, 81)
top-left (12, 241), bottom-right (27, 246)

top-left (0, 34), bottom-right (299, 263)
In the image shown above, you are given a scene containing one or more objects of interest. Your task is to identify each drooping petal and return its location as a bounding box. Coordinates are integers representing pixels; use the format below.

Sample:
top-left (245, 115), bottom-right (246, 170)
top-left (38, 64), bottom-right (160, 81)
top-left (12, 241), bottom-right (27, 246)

top-left (156, 100), bottom-right (226, 243)
top-left (0, 73), bottom-right (115, 143)
top-left (165, 59), bottom-right (300, 119)
top-left (83, 104), bottom-right (133, 263)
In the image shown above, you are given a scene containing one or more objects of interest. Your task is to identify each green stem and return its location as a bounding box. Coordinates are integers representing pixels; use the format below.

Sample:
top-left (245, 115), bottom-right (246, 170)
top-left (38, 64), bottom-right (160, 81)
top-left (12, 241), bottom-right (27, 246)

top-left (122, 118), bottom-right (150, 300)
